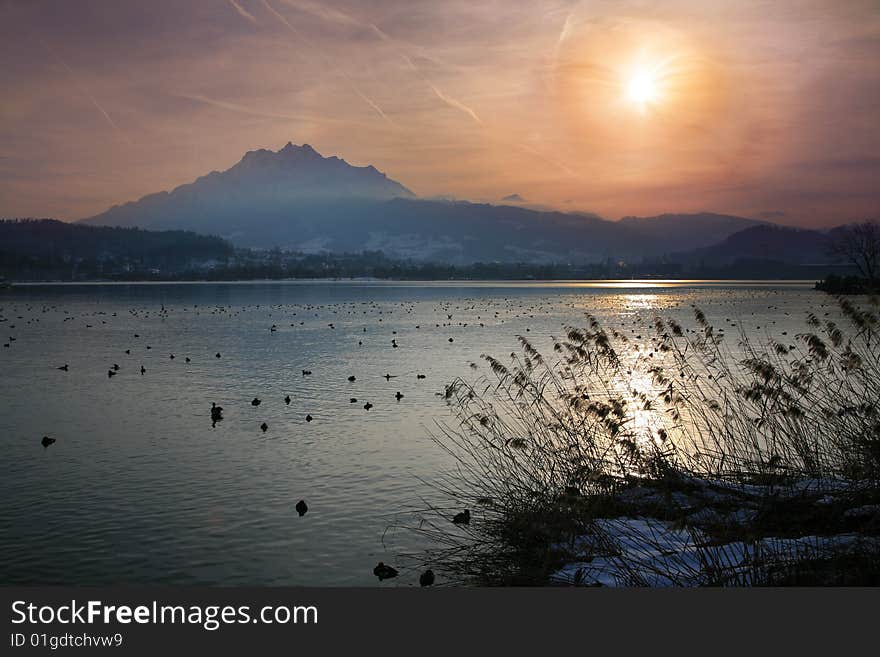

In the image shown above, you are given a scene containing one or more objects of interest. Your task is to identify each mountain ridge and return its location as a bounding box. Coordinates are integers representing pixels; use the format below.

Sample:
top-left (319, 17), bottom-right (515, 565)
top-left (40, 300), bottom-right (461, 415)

top-left (80, 142), bottom-right (774, 263)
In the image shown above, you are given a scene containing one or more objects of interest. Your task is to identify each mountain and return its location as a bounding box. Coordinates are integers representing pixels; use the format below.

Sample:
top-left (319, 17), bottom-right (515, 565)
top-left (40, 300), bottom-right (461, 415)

top-left (81, 142), bottom-right (413, 230)
top-left (672, 224), bottom-right (834, 265)
top-left (80, 142), bottom-right (774, 263)
top-left (617, 213), bottom-right (766, 254)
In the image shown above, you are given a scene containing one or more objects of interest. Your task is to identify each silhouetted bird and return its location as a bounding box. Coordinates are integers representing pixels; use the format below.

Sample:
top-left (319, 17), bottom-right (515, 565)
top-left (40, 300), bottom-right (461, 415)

top-left (41, 436), bottom-right (56, 448)
top-left (452, 509), bottom-right (471, 525)
top-left (350, 398), bottom-right (357, 403)
top-left (295, 500), bottom-right (308, 517)
top-left (416, 374), bottom-right (426, 379)
top-left (348, 375), bottom-right (356, 382)
top-left (107, 369), bottom-right (116, 378)
top-left (57, 364), bottom-right (68, 371)
top-left (112, 363), bottom-right (120, 371)
top-left (251, 398), bottom-right (261, 406)
top-left (302, 370), bottom-right (312, 376)
top-left (125, 349), bottom-right (130, 355)
top-left (305, 414), bottom-right (313, 422)
top-left (215, 352), bottom-right (221, 358)
top-left (211, 402), bottom-right (223, 422)
top-left (185, 357), bottom-right (191, 363)
top-left (420, 569), bottom-right (435, 587)
top-left (260, 422), bottom-right (268, 432)
top-left (140, 366), bottom-right (146, 375)
top-left (448, 337), bottom-right (454, 342)
top-left (395, 391), bottom-right (404, 401)
top-left (373, 562), bottom-right (398, 581)
top-left (363, 402), bottom-right (373, 410)
top-left (169, 354), bottom-right (175, 360)
top-left (383, 374), bottom-right (395, 380)
top-left (285, 395), bottom-right (291, 405)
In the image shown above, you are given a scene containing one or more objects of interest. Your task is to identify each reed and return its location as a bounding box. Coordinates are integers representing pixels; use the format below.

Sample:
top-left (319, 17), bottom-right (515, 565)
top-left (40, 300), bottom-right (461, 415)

top-left (406, 296), bottom-right (880, 585)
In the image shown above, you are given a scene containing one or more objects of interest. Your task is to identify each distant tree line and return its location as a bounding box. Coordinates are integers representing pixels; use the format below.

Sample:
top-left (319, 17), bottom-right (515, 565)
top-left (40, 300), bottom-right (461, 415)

top-left (0, 219), bottom-right (233, 280)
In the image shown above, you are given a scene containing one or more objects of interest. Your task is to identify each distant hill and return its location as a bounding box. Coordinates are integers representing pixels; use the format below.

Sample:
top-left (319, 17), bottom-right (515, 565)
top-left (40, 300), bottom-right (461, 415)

top-left (672, 224), bottom-right (835, 265)
top-left (79, 142), bottom-right (776, 263)
top-left (617, 213), bottom-right (766, 255)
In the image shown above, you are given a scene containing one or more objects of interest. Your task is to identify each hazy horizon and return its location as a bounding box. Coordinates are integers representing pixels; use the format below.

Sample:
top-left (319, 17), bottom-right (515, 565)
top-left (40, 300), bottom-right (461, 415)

top-left (2, 1), bottom-right (879, 227)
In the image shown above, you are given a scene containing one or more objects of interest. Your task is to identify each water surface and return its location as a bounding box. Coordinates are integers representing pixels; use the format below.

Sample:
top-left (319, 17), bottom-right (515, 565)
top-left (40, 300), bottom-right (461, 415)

top-left (0, 280), bottom-right (832, 585)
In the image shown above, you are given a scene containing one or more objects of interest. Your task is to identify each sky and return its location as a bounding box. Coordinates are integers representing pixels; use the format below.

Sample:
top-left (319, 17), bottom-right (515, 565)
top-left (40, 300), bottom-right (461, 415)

top-left (1, 0), bottom-right (878, 227)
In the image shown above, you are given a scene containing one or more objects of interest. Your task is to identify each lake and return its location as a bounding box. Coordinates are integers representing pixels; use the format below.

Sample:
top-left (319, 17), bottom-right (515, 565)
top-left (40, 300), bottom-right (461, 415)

top-left (0, 280), bottom-right (833, 585)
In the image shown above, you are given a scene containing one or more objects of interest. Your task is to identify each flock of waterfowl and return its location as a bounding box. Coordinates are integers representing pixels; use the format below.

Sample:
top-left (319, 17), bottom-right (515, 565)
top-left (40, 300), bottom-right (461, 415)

top-left (1, 286), bottom-right (839, 585)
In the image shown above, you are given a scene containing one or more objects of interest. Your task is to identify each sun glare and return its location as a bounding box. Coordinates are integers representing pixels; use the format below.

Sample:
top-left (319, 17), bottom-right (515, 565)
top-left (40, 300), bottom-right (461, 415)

top-left (627, 69), bottom-right (660, 107)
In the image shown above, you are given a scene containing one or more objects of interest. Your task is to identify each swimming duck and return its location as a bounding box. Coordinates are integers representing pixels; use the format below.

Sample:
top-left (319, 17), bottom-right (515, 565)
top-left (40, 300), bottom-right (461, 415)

top-left (419, 569), bottom-right (435, 587)
top-left (373, 562), bottom-right (398, 581)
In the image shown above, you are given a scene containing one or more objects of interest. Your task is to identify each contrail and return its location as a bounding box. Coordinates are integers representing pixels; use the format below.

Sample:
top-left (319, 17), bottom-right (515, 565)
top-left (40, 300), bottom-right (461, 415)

top-left (278, 0), bottom-right (391, 41)
top-left (279, 0), bottom-right (475, 131)
top-left (39, 39), bottom-right (131, 145)
top-left (553, 12), bottom-right (574, 61)
top-left (174, 92), bottom-right (342, 124)
top-left (227, 0), bottom-right (258, 23)
top-left (261, 0), bottom-right (395, 127)
top-left (430, 84), bottom-right (482, 126)
top-left (352, 87), bottom-right (396, 126)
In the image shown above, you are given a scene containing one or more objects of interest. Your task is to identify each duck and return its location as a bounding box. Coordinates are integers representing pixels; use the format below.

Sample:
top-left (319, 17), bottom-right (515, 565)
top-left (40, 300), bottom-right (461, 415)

top-left (419, 569), bottom-right (435, 587)
top-left (260, 422), bottom-right (268, 432)
top-left (452, 509), bottom-right (471, 525)
top-left (350, 398), bottom-right (357, 403)
top-left (41, 436), bottom-right (56, 448)
top-left (363, 402), bottom-right (373, 410)
top-left (284, 395), bottom-right (291, 405)
top-left (348, 375), bottom-right (356, 382)
top-left (140, 366), bottom-right (146, 375)
top-left (416, 374), bottom-right (426, 379)
top-left (107, 369), bottom-right (117, 378)
top-left (215, 352), bottom-right (221, 359)
top-left (211, 402), bottom-right (223, 422)
top-left (251, 398), bottom-right (261, 406)
top-left (395, 391), bottom-right (404, 401)
top-left (305, 414), bottom-right (313, 422)
top-left (373, 562), bottom-right (398, 581)
top-left (185, 357), bottom-right (191, 363)
top-left (295, 500), bottom-right (308, 517)
top-left (302, 369), bottom-right (312, 376)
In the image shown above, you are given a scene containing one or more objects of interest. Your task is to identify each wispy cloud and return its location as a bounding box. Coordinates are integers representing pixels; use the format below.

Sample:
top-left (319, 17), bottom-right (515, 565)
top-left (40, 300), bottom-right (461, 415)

top-left (430, 84), bottom-right (482, 125)
top-left (278, 0), bottom-right (390, 41)
top-left (39, 39), bottom-right (131, 145)
top-left (174, 92), bottom-right (338, 124)
top-left (227, 0), bottom-right (258, 24)
top-left (261, 0), bottom-right (394, 126)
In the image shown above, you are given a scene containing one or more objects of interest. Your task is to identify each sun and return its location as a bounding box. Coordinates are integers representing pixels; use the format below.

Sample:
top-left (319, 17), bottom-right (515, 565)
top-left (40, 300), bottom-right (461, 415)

top-left (626, 69), bottom-right (660, 107)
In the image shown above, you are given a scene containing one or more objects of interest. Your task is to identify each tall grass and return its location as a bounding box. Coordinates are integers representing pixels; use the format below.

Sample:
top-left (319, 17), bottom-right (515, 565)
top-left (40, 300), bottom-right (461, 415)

top-left (409, 297), bottom-right (880, 585)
